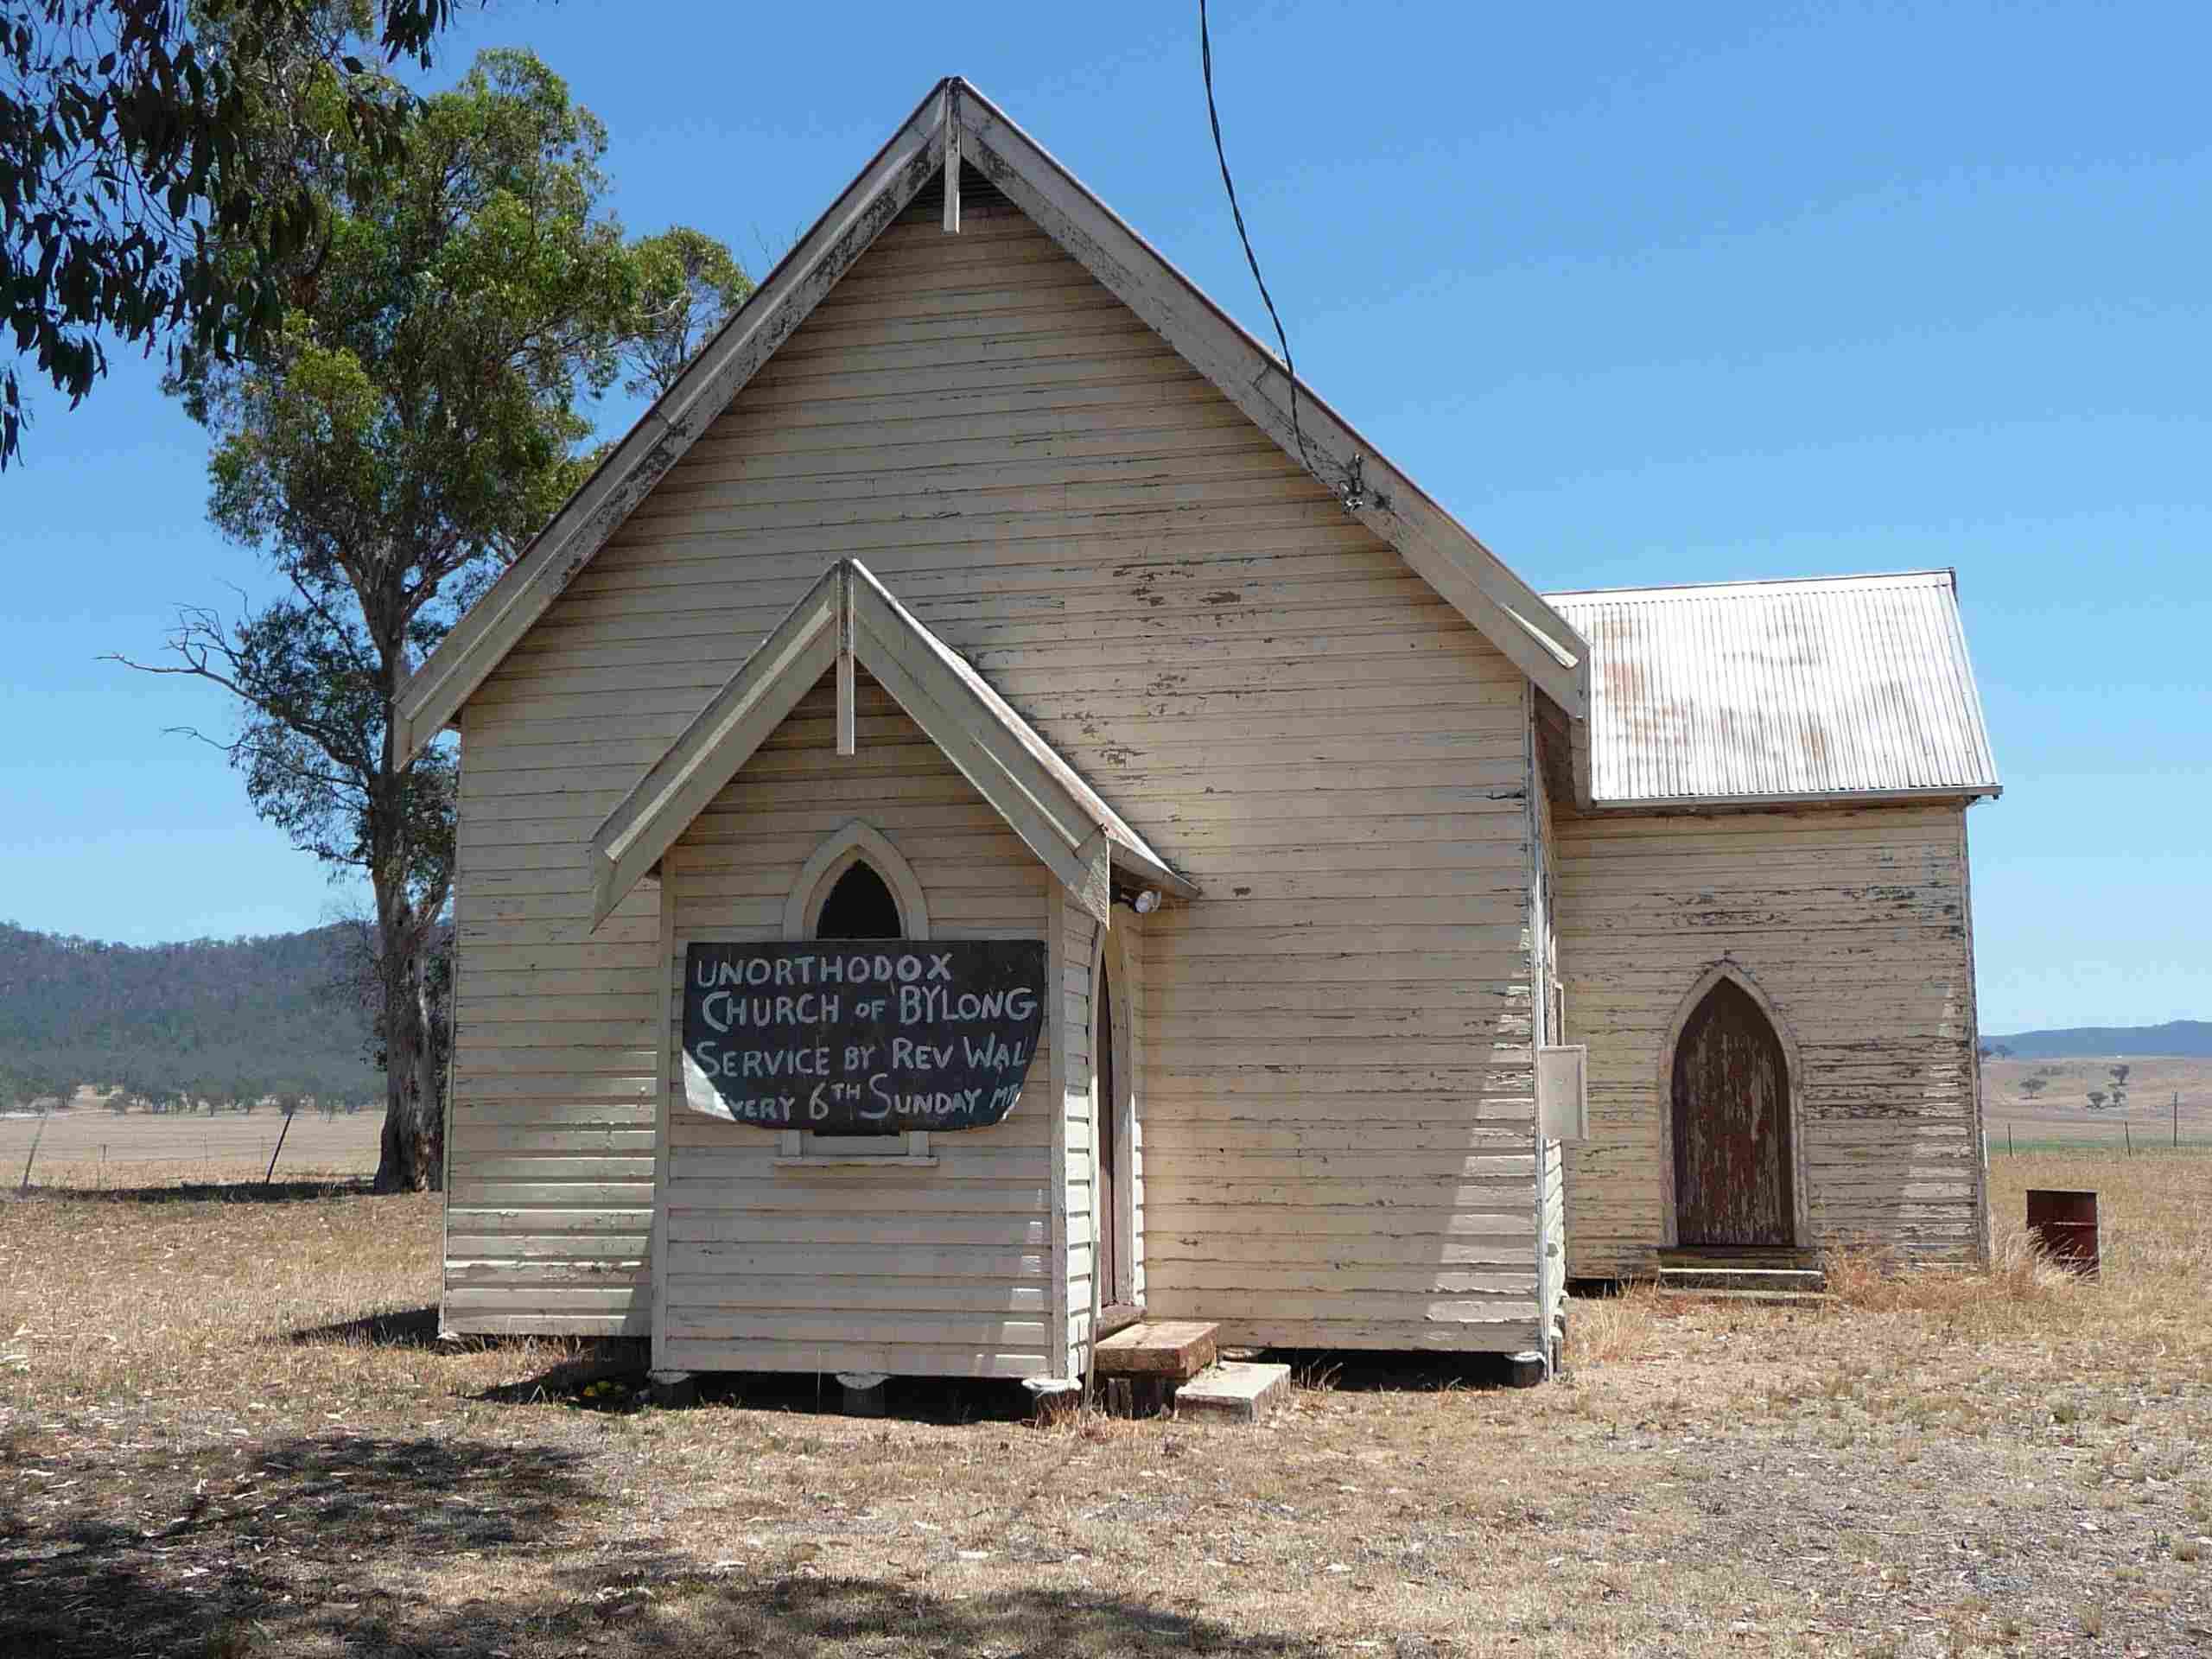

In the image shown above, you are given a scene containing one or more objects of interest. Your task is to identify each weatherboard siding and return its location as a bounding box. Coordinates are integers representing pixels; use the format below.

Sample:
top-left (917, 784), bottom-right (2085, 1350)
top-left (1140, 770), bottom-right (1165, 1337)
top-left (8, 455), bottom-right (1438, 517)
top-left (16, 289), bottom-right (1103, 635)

top-left (1555, 802), bottom-right (1987, 1278)
top-left (1538, 1135), bottom-right (1566, 1348)
top-left (444, 173), bottom-right (1544, 1352)
top-left (658, 675), bottom-right (1060, 1380)
top-left (1135, 688), bottom-right (1542, 1353)
top-left (445, 683), bottom-right (660, 1338)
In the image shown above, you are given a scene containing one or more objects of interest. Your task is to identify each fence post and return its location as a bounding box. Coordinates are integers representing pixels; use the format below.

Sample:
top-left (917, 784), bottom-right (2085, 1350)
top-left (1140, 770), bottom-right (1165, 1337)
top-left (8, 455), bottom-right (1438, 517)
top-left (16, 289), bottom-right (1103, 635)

top-left (2124, 1121), bottom-right (2133, 1158)
top-left (264, 1111), bottom-right (294, 1185)
top-left (16, 1109), bottom-right (48, 1194)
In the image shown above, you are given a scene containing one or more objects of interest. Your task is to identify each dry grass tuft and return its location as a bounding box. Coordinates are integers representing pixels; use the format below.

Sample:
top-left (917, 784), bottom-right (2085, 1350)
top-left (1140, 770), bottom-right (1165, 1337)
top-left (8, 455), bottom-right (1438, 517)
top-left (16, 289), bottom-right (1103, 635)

top-left (1561, 1283), bottom-right (1666, 1369)
top-left (1820, 1228), bottom-right (2072, 1316)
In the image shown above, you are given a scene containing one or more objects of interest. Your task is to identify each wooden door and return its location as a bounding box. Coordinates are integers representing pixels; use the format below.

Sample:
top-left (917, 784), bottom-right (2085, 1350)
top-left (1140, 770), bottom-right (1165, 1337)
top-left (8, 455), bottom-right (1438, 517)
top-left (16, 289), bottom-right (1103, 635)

top-left (1096, 963), bottom-right (1122, 1301)
top-left (1670, 978), bottom-right (1794, 1246)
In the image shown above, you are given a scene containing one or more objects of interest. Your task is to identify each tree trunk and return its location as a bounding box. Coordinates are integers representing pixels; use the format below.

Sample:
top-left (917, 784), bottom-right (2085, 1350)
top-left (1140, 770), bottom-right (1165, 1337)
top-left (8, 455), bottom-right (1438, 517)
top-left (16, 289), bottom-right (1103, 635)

top-left (372, 643), bottom-right (446, 1195)
top-left (372, 912), bottom-right (445, 1193)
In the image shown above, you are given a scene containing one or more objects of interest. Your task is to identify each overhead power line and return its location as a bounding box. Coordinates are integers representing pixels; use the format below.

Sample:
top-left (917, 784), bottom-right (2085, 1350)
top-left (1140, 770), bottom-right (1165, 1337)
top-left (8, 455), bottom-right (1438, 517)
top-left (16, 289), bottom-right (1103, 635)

top-left (1198, 0), bottom-right (1344, 502)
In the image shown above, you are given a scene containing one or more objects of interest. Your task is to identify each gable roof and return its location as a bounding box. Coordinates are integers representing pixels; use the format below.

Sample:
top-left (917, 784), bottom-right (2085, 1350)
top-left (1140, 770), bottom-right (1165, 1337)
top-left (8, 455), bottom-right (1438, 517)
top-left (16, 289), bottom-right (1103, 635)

top-left (391, 76), bottom-right (1590, 767)
top-left (588, 558), bottom-right (1195, 931)
top-left (1543, 569), bottom-right (2001, 807)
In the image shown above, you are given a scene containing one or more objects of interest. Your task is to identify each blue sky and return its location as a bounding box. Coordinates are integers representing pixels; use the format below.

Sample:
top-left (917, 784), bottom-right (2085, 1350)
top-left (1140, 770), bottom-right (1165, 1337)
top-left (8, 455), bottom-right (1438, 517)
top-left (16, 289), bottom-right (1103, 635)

top-left (3, 0), bottom-right (2207, 1033)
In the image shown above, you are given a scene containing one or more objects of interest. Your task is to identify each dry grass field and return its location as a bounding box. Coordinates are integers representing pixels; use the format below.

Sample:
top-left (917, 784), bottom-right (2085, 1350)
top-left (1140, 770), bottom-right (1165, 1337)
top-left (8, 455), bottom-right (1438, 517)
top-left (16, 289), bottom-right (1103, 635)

top-left (3, 1149), bottom-right (2209, 1658)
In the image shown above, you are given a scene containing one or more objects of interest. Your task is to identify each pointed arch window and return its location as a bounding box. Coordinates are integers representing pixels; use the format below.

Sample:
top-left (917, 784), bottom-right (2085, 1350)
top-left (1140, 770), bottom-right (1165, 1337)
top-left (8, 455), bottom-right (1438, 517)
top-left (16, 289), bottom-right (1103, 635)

top-left (815, 861), bottom-right (902, 940)
top-left (776, 821), bottom-right (937, 1166)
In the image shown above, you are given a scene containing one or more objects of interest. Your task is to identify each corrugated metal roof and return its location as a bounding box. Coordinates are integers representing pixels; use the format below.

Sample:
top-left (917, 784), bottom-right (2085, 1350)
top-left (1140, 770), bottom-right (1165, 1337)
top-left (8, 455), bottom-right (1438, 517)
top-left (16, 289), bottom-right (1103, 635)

top-left (1543, 569), bottom-right (2000, 806)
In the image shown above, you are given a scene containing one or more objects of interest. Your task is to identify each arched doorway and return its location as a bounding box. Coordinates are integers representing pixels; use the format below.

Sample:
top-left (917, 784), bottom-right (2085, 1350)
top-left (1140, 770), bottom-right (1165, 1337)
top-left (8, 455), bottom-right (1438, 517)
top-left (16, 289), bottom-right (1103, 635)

top-left (1096, 960), bottom-right (1122, 1304)
top-left (1670, 976), bottom-right (1796, 1247)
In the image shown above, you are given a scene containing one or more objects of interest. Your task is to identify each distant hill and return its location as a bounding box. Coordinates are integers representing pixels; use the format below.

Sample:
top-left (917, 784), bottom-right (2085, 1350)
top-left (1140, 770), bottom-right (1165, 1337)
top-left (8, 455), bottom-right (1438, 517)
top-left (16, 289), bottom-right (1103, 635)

top-left (1986, 1020), bottom-right (2212, 1060)
top-left (0, 921), bottom-right (379, 1109)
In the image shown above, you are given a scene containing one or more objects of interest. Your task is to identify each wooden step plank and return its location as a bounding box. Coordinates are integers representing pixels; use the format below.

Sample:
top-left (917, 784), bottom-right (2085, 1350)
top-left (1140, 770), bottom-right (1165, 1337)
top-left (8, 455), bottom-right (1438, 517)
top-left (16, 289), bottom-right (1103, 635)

top-left (1094, 1319), bottom-right (1217, 1380)
top-left (1655, 1247), bottom-right (1821, 1269)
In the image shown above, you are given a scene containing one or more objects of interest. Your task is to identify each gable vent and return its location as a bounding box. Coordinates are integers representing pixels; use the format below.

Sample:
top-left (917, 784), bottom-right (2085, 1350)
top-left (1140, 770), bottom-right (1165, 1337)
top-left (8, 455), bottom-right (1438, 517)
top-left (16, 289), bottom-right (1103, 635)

top-left (908, 162), bottom-right (1015, 223)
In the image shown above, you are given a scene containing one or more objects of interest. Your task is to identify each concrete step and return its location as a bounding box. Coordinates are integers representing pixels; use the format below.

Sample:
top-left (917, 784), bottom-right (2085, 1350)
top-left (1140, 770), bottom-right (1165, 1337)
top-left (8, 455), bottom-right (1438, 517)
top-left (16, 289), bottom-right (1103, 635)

top-left (1658, 1285), bottom-right (1834, 1307)
top-left (1174, 1361), bottom-right (1290, 1424)
top-left (1656, 1264), bottom-right (1826, 1294)
top-left (1093, 1319), bottom-right (1217, 1382)
top-left (1653, 1270), bottom-right (1833, 1307)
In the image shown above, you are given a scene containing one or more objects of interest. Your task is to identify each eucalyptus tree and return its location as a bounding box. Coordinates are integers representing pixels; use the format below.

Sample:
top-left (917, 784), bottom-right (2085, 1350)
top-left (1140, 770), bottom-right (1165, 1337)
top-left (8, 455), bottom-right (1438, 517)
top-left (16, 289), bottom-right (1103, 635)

top-left (622, 226), bottom-right (753, 398)
top-left (124, 47), bottom-right (747, 1190)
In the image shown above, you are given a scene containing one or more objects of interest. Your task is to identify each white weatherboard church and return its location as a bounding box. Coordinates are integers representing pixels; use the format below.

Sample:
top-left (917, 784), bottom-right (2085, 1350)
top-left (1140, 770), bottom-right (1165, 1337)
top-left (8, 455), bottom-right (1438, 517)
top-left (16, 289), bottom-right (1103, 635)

top-left (400, 79), bottom-right (2001, 1394)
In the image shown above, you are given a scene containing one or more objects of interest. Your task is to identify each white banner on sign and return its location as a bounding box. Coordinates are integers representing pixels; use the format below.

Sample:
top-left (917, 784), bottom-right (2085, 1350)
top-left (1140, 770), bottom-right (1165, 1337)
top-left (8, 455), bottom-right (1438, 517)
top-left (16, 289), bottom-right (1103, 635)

top-left (681, 1048), bottom-right (738, 1124)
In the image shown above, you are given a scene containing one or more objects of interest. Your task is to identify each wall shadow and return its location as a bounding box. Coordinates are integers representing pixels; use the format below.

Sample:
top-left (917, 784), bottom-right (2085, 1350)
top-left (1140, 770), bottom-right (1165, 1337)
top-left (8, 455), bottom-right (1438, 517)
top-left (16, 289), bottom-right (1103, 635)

top-left (688, 1370), bottom-right (1039, 1425)
top-left (0, 1427), bottom-right (1328, 1658)
top-left (460, 1354), bottom-right (1042, 1424)
top-left (288, 1303), bottom-right (442, 1349)
top-left (1252, 1347), bottom-right (1530, 1395)
top-left (495, 1574), bottom-right (1335, 1658)
top-left (0, 1431), bottom-right (594, 1659)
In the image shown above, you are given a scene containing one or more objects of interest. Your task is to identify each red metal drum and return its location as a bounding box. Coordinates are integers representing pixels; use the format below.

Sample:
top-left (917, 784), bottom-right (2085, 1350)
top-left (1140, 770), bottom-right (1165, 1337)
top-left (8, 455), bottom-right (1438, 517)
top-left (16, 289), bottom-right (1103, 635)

top-left (2025, 1189), bottom-right (2100, 1277)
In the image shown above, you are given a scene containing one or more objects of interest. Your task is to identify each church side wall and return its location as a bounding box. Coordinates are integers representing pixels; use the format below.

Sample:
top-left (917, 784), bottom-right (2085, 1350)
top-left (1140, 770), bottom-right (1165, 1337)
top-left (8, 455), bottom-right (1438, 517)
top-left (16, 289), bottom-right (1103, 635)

top-left (1555, 801), bottom-right (1986, 1278)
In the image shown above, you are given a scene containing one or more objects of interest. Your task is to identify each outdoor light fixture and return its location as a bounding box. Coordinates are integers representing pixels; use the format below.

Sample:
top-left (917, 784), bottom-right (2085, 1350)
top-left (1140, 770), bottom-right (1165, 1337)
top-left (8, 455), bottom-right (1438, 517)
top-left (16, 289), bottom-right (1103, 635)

top-left (1133, 889), bottom-right (1161, 915)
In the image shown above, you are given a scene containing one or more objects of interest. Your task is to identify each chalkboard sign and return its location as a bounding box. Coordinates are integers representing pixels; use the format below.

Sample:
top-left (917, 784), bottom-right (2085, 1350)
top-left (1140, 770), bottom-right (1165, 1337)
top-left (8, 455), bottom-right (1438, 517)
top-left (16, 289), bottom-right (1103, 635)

top-left (680, 941), bottom-right (1047, 1134)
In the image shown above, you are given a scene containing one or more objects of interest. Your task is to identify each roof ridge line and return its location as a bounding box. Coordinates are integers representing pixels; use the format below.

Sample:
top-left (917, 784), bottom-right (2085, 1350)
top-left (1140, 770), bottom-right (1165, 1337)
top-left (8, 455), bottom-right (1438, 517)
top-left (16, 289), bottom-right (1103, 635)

top-left (1546, 567), bottom-right (1956, 601)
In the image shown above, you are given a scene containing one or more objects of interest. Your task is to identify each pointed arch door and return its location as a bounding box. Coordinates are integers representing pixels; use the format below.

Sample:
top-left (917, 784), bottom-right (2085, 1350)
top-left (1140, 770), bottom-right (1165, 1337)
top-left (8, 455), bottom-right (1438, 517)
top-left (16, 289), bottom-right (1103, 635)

top-left (1096, 960), bottom-right (1122, 1303)
top-left (1670, 977), bottom-right (1796, 1247)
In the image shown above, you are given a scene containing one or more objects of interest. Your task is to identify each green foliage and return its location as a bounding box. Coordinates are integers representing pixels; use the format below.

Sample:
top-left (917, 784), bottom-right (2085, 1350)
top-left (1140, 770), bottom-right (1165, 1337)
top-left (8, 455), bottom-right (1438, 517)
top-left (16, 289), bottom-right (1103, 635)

top-left (0, 919), bottom-right (378, 1109)
top-left (623, 225), bottom-right (753, 398)
top-left (127, 46), bottom-right (744, 1190)
top-left (0, 2), bottom-right (474, 467)
top-left (177, 46), bottom-right (637, 590)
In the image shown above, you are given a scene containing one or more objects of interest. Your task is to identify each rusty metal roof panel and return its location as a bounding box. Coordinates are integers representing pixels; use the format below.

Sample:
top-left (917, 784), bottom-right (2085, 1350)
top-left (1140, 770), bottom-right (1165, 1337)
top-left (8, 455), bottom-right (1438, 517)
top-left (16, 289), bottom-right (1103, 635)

top-left (1541, 570), bottom-right (2000, 806)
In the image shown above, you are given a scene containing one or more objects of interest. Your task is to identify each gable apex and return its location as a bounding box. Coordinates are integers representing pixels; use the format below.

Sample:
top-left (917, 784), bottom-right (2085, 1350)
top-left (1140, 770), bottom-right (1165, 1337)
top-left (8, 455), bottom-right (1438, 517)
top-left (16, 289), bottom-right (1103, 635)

top-left (393, 78), bottom-right (1590, 765)
top-left (587, 558), bottom-right (1196, 932)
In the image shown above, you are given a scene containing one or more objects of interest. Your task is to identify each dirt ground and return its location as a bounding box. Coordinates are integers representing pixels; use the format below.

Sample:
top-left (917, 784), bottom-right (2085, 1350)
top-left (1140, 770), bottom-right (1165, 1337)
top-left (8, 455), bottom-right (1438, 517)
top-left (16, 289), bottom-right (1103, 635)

top-left (2, 1149), bottom-right (2208, 1657)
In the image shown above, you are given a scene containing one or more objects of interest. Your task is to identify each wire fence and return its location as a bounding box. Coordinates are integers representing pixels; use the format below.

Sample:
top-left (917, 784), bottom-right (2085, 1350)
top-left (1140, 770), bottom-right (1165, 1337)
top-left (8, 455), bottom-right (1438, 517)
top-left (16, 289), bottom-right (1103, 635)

top-left (4, 1108), bottom-right (2202, 1192)
top-left (0, 1109), bottom-right (385, 1188)
top-left (1994, 1121), bottom-right (2212, 1157)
